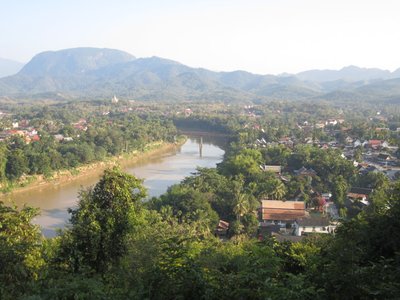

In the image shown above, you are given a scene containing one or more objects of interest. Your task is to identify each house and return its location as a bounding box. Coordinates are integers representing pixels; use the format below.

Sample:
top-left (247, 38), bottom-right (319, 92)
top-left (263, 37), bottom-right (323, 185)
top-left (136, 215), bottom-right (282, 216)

top-left (294, 166), bottom-right (317, 177)
top-left (368, 140), bottom-right (388, 150)
top-left (259, 200), bottom-right (306, 227)
top-left (304, 137), bottom-right (315, 144)
top-left (294, 216), bottom-right (335, 236)
top-left (30, 135), bottom-right (40, 142)
top-left (271, 232), bottom-right (304, 243)
top-left (0, 129), bottom-right (26, 140)
top-left (368, 140), bottom-right (382, 149)
top-left (26, 128), bottom-right (38, 137)
top-left (184, 108), bottom-right (193, 117)
top-left (353, 139), bottom-right (362, 148)
top-left (72, 119), bottom-right (88, 131)
top-left (377, 153), bottom-right (391, 161)
top-left (320, 143), bottom-right (329, 150)
top-left (358, 164), bottom-right (378, 175)
top-left (54, 134), bottom-right (64, 142)
top-left (347, 192), bottom-right (369, 206)
top-left (347, 187), bottom-right (373, 206)
top-left (328, 141), bottom-right (339, 147)
top-left (278, 137), bottom-right (294, 147)
top-left (345, 136), bottom-right (354, 144)
top-left (325, 119), bottom-right (338, 126)
top-left (375, 127), bottom-right (389, 132)
top-left (215, 220), bottom-right (229, 237)
top-left (260, 165), bottom-right (282, 174)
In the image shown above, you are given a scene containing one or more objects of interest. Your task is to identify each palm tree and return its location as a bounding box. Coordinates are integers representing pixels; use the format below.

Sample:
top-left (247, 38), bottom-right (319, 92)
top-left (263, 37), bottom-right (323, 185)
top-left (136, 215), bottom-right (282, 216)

top-left (233, 191), bottom-right (250, 222)
top-left (268, 179), bottom-right (287, 200)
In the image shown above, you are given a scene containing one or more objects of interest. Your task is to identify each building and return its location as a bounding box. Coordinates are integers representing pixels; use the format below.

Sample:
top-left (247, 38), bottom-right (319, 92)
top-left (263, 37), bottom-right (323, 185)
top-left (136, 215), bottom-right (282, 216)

top-left (347, 187), bottom-right (373, 206)
top-left (260, 165), bottom-right (282, 174)
top-left (259, 200), bottom-right (306, 227)
top-left (368, 140), bottom-right (389, 150)
top-left (111, 95), bottom-right (119, 103)
top-left (294, 166), bottom-right (317, 177)
top-left (294, 216), bottom-right (336, 236)
top-left (215, 220), bottom-right (229, 237)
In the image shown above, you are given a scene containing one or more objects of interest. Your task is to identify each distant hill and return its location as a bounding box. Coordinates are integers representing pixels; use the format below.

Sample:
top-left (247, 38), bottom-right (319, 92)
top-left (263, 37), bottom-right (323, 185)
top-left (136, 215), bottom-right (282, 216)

top-left (0, 58), bottom-right (24, 78)
top-left (1, 47), bottom-right (400, 103)
top-left (296, 65), bottom-right (393, 82)
top-left (18, 47), bottom-right (135, 77)
top-left (0, 48), bottom-right (320, 102)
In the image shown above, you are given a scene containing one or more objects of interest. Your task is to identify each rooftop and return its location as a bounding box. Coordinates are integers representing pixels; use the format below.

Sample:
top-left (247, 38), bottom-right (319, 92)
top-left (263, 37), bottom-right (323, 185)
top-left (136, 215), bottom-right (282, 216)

top-left (296, 216), bottom-right (330, 227)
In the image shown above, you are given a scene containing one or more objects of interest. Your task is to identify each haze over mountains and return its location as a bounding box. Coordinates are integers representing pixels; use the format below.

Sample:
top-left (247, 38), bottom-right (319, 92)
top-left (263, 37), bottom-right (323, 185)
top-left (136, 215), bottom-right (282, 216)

top-left (0, 58), bottom-right (24, 78)
top-left (1, 47), bottom-right (400, 103)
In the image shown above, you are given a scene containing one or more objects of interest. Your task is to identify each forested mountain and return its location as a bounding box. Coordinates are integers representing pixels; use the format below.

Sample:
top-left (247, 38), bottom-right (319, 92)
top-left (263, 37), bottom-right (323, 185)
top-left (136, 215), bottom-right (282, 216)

top-left (0, 58), bottom-right (24, 78)
top-left (1, 47), bottom-right (400, 103)
top-left (296, 65), bottom-right (394, 82)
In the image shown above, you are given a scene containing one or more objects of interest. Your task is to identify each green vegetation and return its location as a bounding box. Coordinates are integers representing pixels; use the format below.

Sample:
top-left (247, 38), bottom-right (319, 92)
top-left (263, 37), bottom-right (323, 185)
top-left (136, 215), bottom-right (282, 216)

top-left (1, 100), bottom-right (400, 299)
top-left (0, 102), bottom-right (177, 191)
top-left (1, 166), bottom-right (399, 299)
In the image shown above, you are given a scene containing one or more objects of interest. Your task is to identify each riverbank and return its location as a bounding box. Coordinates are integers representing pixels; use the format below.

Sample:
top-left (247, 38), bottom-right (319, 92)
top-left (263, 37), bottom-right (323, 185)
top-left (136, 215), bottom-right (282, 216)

top-left (1, 138), bottom-right (186, 198)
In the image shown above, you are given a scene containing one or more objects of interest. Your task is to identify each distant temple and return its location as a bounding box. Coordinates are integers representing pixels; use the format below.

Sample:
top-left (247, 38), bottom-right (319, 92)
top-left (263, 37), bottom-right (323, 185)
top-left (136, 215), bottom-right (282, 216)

top-left (111, 95), bottom-right (119, 103)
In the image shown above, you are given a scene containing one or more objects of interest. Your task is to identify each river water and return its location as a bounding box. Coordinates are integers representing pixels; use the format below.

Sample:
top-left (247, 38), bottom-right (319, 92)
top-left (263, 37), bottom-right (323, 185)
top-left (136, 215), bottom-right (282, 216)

top-left (4, 136), bottom-right (225, 237)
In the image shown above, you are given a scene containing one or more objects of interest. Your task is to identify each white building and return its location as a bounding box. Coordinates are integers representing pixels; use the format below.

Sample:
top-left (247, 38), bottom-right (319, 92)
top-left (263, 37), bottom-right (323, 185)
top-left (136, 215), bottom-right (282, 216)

top-left (111, 95), bottom-right (119, 103)
top-left (294, 216), bottom-right (336, 236)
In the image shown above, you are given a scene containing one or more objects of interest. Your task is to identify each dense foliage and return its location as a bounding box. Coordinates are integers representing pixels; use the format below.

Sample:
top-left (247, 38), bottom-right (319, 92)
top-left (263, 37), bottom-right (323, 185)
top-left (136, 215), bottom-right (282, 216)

top-left (1, 100), bottom-right (400, 299)
top-left (0, 102), bottom-right (177, 191)
top-left (1, 167), bottom-right (399, 299)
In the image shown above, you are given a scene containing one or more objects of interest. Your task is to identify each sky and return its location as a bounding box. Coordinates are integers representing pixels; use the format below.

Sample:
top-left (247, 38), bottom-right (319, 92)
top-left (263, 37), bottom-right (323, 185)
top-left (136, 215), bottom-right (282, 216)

top-left (1, 0), bottom-right (400, 74)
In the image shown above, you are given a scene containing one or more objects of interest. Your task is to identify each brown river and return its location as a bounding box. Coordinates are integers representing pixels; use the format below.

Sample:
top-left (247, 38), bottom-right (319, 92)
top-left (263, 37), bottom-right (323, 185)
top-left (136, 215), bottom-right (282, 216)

top-left (3, 136), bottom-right (225, 237)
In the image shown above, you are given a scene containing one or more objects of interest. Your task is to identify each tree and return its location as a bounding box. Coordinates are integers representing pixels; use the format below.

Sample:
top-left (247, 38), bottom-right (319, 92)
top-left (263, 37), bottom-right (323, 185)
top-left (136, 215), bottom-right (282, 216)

top-left (0, 143), bottom-right (7, 182)
top-left (152, 184), bottom-right (218, 227)
top-left (59, 167), bottom-right (147, 273)
top-left (254, 172), bottom-right (287, 200)
top-left (6, 149), bottom-right (28, 181)
top-left (0, 202), bottom-right (44, 299)
top-left (311, 182), bottom-right (400, 298)
top-left (268, 179), bottom-right (287, 200)
top-left (220, 148), bottom-right (262, 179)
top-left (27, 152), bottom-right (52, 176)
top-left (233, 191), bottom-right (250, 222)
top-left (332, 175), bottom-right (348, 208)
top-left (354, 147), bottom-right (363, 162)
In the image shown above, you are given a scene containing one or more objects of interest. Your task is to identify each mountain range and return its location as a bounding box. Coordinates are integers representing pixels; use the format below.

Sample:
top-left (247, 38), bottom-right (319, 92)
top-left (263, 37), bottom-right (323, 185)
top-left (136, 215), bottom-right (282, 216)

top-left (1, 47), bottom-right (400, 103)
top-left (0, 58), bottom-right (24, 78)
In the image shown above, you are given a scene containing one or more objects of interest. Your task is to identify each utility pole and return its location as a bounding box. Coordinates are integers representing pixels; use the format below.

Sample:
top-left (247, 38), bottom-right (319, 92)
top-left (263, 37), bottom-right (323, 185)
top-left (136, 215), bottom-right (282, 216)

top-left (199, 136), bottom-right (203, 158)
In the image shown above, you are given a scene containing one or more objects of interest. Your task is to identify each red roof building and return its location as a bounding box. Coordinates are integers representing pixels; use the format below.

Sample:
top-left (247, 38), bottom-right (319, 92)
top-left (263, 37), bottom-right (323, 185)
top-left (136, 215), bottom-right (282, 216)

top-left (260, 200), bottom-right (305, 225)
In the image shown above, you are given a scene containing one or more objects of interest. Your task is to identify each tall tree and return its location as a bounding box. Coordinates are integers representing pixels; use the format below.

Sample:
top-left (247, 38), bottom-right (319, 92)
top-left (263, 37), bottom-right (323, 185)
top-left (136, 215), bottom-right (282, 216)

top-left (233, 191), bottom-right (250, 222)
top-left (0, 143), bottom-right (7, 182)
top-left (269, 179), bottom-right (287, 200)
top-left (6, 149), bottom-right (28, 181)
top-left (0, 202), bottom-right (44, 299)
top-left (332, 175), bottom-right (348, 208)
top-left (59, 167), bottom-right (147, 273)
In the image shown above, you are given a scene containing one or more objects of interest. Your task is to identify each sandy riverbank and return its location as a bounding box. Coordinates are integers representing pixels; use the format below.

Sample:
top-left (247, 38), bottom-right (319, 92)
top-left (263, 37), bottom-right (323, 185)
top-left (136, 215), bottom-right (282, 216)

top-left (1, 140), bottom-right (185, 198)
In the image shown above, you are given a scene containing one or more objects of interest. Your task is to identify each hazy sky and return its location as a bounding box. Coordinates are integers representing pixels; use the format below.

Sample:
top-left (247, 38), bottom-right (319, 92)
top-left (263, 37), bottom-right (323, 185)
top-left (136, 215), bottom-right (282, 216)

top-left (1, 0), bottom-right (400, 74)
